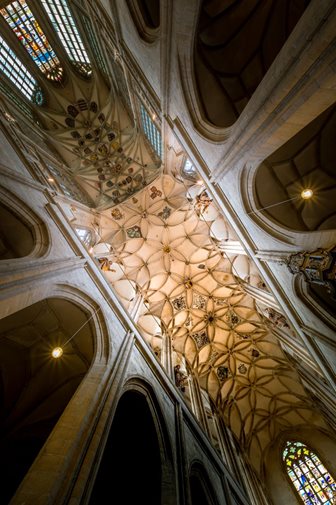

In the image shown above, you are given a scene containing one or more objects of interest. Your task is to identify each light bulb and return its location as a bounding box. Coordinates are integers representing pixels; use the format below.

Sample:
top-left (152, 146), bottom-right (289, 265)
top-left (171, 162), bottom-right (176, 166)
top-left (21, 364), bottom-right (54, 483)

top-left (52, 347), bottom-right (63, 358)
top-left (48, 177), bottom-right (55, 182)
top-left (301, 189), bottom-right (313, 200)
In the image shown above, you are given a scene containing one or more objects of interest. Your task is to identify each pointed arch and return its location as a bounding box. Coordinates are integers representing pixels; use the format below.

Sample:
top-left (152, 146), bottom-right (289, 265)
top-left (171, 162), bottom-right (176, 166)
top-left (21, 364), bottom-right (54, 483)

top-left (0, 185), bottom-right (50, 260)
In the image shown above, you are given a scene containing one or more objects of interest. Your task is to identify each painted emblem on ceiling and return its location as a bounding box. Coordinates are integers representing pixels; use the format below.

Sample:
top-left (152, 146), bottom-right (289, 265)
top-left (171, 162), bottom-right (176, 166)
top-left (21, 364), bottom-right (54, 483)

top-left (126, 225), bottom-right (142, 239)
top-left (192, 330), bottom-right (210, 349)
top-left (42, 93), bottom-right (161, 209)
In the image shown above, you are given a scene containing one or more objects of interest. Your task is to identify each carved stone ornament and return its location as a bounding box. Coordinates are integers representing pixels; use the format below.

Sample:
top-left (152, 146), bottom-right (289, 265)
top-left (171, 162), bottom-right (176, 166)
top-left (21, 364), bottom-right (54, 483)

top-left (287, 246), bottom-right (336, 297)
top-left (174, 365), bottom-right (188, 392)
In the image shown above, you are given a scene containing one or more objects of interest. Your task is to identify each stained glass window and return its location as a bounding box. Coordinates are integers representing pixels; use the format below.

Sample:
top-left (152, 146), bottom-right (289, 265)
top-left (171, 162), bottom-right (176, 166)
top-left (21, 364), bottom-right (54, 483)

top-left (0, 0), bottom-right (63, 81)
top-left (140, 103), bottom-right (162, 159)
top-left (283, 441), bottom-right (336, 504)
top-left (41, 0), bottom-right (91, 77)
top-left (0, 33), bottom-right (42, 103)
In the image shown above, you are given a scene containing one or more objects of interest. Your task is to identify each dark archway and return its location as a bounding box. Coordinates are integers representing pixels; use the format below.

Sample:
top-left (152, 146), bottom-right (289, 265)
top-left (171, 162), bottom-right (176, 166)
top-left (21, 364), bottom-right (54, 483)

top-left (127, 0), bottom-right (160, 42)
top-left (0, 202), bottom-right (35, 259)
top-left (137, 0), bottom-right (160, 29)
top-left (190, 462), bottom-right (219, 505)
top-left (89, 389), bottom-right (162, 504)
top-left (0, 298), bottom-right (95, 504)
top-left (194, 0), bottom-right (310, 127)
top-left (254, 103), bottom-right (336, 231)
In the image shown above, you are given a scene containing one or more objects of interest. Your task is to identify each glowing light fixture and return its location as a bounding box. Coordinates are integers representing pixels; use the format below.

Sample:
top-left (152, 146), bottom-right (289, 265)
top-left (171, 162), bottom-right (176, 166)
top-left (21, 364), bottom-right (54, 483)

top-left (52, 346), bottom-right (63, 358)
top-left (301, 188), bottom-right (313, 200)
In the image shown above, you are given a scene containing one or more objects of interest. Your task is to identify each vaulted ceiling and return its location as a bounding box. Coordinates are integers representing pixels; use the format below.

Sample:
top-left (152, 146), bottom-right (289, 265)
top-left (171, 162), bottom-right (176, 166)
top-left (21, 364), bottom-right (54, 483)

top-left (0, 0), bottom-right (331, 479)
top-left (93, 173), bottom-right (324, 473)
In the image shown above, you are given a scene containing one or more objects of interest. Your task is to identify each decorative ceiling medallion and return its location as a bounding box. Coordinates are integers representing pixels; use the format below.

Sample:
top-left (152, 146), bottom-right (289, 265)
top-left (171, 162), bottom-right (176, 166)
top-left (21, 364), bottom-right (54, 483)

top-left (204, 312), bottom-right (216, 324)
top-left (150, 186), bottom-right (162, 199)
top-left (172, 296), bottom-right (186, 312)
top-left (111, 208), bottom-right (123, 220)
top-left (192, 293), bottom-right (207, 310)
top-left (238, 363), bottom-right (247, 374)
top-left (158, 206), bottom-right (172, 220)
top-left (224, 310), bottom-right (241, 327)
top-left (126, 225), bottom-right (142, 238)
top-left (217, 365), bottom-right (229, 382)
top-left (192, 330), bottom-right (210, 349)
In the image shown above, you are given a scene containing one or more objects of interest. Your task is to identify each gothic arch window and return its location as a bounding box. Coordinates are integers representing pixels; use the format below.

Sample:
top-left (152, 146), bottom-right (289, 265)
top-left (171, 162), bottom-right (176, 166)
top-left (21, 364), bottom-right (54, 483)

top-left (0, 33), bottom-right (43, 103)
top-left (41, 0), bottom-right (92, 77)
top-left (0, 0), bottom-right (63, 82)
top-left (283, 440), bottom-right (336, 504)
top-left (140, 103), bottom-right (162, 158)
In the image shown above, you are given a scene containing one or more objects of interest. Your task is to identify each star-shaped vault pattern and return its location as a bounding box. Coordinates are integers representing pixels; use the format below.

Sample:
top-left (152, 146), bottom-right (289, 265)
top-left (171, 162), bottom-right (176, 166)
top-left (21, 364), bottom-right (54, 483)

top-left (94, 174), bottom-right (325, 473)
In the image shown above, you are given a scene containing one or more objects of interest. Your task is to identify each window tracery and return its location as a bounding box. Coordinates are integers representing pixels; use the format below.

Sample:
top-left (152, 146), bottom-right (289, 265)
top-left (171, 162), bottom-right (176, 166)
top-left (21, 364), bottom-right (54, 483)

top-left (140, 103), bottom-right (162, 159)
top-left (0, 32), bottom-right (43, 103)
top-left (283, 441), bottom-right (336, 504)
top-left (41, 0), bottom-right (91, 77)
top-left (0, 0), bottom-right (63, 81)
top-left (0, 80), bottom-right (34, 119)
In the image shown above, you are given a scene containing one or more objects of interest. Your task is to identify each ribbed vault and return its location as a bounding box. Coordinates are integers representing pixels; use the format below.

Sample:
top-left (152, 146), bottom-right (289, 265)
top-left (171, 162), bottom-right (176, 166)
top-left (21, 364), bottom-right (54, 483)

top-left (94, 174), bottom-right (324, 473)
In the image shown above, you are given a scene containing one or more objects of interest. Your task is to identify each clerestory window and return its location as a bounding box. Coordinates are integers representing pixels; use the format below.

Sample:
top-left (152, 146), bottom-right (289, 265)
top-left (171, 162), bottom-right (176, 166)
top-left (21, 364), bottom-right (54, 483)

top-left (140, 103), bottom-right (162, 159)
top-left (0, 0), bottom-right (63, 81)
top-left (41, 0), bottom-right (91, 77)
top-left (0, 32), bottom-right (42, 103)
top-left (283, 441), bottom-right (336, 504)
